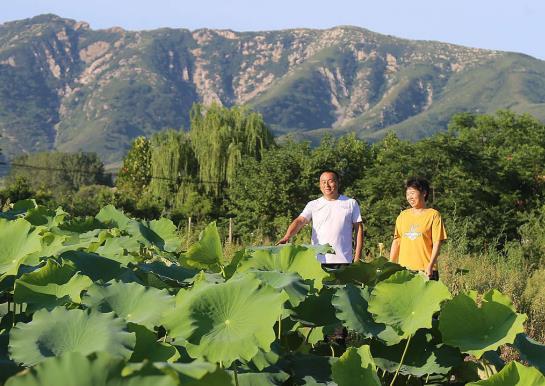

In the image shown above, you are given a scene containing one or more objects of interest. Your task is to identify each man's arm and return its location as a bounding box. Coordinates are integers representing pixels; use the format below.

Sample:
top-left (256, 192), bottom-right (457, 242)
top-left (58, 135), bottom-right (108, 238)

top-left (277, 216), bottom-right (309, 245)
top-left (425, 240), bottom-right (443, 277)
top-left (353, 222), bottom-right (363, 262)
top-left (389, 238), bottom-right (400, 263)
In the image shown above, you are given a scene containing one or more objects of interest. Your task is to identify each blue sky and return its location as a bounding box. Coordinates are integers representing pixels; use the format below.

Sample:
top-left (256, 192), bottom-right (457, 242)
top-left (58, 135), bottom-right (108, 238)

top-left (2, 0), bottom-right (544, 60)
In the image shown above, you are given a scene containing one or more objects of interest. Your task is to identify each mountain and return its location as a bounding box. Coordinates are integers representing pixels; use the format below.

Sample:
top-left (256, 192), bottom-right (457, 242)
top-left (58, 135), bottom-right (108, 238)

top-left (1, 14), bottom-right (545, 164)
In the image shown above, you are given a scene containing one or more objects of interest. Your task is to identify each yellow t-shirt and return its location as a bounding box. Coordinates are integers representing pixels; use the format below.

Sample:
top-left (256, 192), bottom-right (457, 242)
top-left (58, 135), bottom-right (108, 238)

top-left (394, 208), bottom-right (447, 271)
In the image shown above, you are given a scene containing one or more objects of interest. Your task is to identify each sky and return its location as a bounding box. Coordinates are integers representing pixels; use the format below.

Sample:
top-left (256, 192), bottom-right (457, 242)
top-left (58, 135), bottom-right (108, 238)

top-left (1, 0), bottom-right (544, 60)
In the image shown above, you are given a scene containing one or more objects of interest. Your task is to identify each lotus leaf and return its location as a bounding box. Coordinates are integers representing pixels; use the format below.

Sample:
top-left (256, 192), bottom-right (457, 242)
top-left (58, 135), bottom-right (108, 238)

top-left (137, 262), bottom-right (198, 286)
top-left (467, 361), bottom-right (545, 385)
top-left (285, 353), bottom-right (337, 385)
top-left (162, 275), bottom-right (287, 366)
top-left (24, 232), bottom-right (68, 266)
top-left (14, 259), bottom-right (92, 311)
top-left (4, 351), bottom-right (177, 386)
top-left (290, 287), bottom-right (340, 327)
top-left (128, 323), bottom-right (179, 363)
top-left (236, 244), bottom-right (328, 290)
top-left (95, 237), bottom-right (140, 265)
top-left (96, 205), bottom-right (132, 229)
top-left (244, 270), bottom-right (311, 307)
top-left (333, 284), bottom-right (403, 345)
top-left (235, 370), bottom-right (290, 386)
top-left (82, 280), bottom-right (174, 330)
top-left (439, 290), bottom-right (526, 358)
top-left (126, 361), bottom-right (233, 386)
top-left (331, 345), bottom-right (381, 386)
top-left (370, 329), bottom-right (462, 377)
top-left (368, 270), bottom-right (451, 339)
top-left (514, 334), bottom-right (545, 375)
top-left (60, 251), bottom-right (128, 282)
top-left (9, 308), bottom-right (135, 365)
top-left (180, 222), bottom-right (223, 269)
top-left (0, 218), bottom-right (42, 278)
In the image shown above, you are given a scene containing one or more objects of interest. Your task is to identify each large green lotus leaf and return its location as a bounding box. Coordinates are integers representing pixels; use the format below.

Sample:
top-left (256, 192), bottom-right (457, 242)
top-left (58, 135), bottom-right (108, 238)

top-left (439, 289), bottom-right (527, 358)
top-left (244, 342), bottom-right (281, 371)
top-left (0, 218), bottom-right (42, 278)
top-left (368, 270), bottom-right (451, 339)
top-left (235, 370), bottom-right (290, 386)
top-left (236, 244), bottom-right (329, 290)
top-left (467, 361), bottom-right (545, 386)
top-left (14, 259), bottom-right (92, 311)
top-left (333, 258), bottom-right (405, 286)
top-left (24, 206), bottom-right (67, 228)
top-left (332, 284), bottom-right (403, 345)
top-left (23, 232), bottom-right (69, 266)
top-left (125, 361), bottom-right (233, 386)
top-left (0, 332), bottom-right (20, 384)
top-left (162, 275), bottom-right (288, 366)
top-left (60, 251), bottom-right (129, 282)
top-left (331, 345), bottom-right (381, 386)
top-left (96, 205), bottom-right (132, 229)
top-left (4, 351), bottom-right (177, 386)
top-left (94, 237), bottom-right (140, 266)
top-left (127, 323), bottom-right (179, 363)
top-left (244, 270), bottom-right (311, 307)
top-left (9, 308), bottom-right (135, 366)
top-left (137, 262), bottom-right (198, 286)
top-left (149, 218), bottom-right (182, 252)
top-left (0, 199), bottom-right (37, 220)
top-left (284, 353), bottom-right (337, 385)
top-left (370, 329), bottom-right (462, 377)
top-left (180, 222), bottom-right (223, 269)
top-left (82, 280), bottom-right (174, 330)
top-left (290, 287), bottom-right (340, 327)
top-left (514, 334), bottom-right (545, 375)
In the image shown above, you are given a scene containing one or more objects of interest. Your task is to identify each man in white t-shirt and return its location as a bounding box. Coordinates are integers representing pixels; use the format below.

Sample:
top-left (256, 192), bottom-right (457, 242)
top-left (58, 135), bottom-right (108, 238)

top-left (277, 170), bottom-right (363, 265)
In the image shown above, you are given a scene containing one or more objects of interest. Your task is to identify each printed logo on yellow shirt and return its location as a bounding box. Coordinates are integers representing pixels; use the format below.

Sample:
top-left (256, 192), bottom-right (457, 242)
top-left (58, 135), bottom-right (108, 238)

top-left (404, 224), bottom-right (422, 240)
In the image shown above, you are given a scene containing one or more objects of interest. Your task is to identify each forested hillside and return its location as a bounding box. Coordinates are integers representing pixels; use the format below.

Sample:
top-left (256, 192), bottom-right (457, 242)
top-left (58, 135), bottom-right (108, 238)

top-left (1, 14), bottom-right (545, 164)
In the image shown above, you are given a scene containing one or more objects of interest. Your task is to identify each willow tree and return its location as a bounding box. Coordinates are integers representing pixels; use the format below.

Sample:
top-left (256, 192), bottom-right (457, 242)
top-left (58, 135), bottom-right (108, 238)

top-left (189, 103), bottom-right (274, 195)
top-left (147, 130), bottom-right (198, 210)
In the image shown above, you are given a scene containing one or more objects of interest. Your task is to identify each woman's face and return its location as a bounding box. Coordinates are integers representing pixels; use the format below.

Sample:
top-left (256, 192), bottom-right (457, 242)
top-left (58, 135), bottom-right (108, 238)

top-left (406, 187), bottom-right (426, 209)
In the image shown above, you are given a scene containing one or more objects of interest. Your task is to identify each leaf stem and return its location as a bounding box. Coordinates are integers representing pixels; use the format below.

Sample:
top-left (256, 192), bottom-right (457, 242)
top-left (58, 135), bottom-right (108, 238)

top-left (390, 334), bottom-right (412, 386)
top-left (233, 365), bottom-right (240, 386)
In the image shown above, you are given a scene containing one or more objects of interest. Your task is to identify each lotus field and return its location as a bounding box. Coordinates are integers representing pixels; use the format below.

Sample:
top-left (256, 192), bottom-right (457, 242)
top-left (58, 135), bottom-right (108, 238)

top-left (0, 200), bottom-right (544, 385)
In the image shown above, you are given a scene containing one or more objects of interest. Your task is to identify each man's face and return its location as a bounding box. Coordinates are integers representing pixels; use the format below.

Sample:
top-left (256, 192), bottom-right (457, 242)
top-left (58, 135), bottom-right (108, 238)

top-left (319, 172), bottom-right (339, 199)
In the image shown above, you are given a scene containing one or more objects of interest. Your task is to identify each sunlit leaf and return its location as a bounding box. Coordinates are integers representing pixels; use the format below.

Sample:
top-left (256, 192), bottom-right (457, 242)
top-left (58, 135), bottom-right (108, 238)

top-left (9, 308), bottom-right (135, 366)
top-left (0, 218), bottom-right (42, 279)
top-left (83, 280), bottom-right (174, 330)
top-left (439, 290), bottom-right (526, 358)
top-left (4, 351), bottom-right (177, 386)
top-left (180, 222), bottom-right (223, 269)
top-left (331, 345), bottom-right (381, 386)
top-left (368, 270), bottom-right (451, 339)
top-left (236, 244), bottom-right (328, 290)
top-left (14, 259), bottom-right (92, 311)
top-left (162, 275), bottom-right (287, 366)
top-left (467, 361), bottom-right (545, 385)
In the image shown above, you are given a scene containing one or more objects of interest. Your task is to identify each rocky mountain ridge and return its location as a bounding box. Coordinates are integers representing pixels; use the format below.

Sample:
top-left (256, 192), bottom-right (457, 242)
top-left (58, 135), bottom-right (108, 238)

top-left (1, 14), bottom-right (544, 164)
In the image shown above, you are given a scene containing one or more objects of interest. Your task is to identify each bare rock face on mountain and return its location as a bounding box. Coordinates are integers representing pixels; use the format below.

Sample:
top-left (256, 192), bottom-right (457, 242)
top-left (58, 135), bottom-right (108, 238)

top-left (1, 14), bottom-right (545, 163)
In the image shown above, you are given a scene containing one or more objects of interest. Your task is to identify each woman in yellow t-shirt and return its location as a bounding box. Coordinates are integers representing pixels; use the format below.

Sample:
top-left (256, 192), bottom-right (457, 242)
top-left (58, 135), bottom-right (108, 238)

top-left (389, 177), bottom-right (447, 280)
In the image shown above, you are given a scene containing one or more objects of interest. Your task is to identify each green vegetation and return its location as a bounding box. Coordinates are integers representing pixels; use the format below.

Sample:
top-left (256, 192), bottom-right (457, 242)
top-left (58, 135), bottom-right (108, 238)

top-left (0, 200), bottom-right (543, 385)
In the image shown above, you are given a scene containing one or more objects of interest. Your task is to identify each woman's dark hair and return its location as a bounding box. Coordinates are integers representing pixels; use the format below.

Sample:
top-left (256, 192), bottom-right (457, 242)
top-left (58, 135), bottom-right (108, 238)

top-left (405, 177), bottom-right (430, 201)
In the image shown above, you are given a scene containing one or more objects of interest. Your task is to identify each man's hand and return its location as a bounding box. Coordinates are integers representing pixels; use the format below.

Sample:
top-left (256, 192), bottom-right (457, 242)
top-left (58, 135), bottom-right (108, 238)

top-left (276, 236), bottom-right (290, 245)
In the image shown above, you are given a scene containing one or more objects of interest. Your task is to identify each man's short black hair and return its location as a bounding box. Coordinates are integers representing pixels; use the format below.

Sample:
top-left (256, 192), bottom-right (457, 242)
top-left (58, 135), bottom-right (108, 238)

top-left (320, 169), bottom-right (340, 182)
top-left (405, 177), bottom-right (430, 201)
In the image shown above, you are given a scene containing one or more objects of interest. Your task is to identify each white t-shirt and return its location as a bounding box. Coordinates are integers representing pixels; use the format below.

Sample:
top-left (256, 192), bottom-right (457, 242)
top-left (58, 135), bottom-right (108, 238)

top-left (300, 195), bottom-right (362, 264)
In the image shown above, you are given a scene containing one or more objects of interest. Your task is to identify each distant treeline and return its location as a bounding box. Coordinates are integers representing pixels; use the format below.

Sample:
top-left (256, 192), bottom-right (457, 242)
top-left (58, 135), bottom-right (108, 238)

top-left (3, 105), bottom-right (545, 255)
